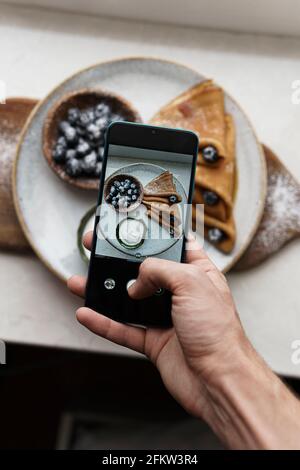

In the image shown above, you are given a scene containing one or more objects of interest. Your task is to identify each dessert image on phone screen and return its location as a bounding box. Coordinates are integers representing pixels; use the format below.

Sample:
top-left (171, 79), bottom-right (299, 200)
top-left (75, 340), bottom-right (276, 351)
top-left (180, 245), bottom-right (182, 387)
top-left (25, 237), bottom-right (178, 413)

top-left (95, 144), bottom-right (194, 263)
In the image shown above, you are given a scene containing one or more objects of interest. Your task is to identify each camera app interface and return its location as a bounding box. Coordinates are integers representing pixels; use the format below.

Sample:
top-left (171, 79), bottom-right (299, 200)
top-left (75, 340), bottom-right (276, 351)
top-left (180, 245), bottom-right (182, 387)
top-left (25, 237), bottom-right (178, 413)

top-left (95, 144), bottom-right (193, 263)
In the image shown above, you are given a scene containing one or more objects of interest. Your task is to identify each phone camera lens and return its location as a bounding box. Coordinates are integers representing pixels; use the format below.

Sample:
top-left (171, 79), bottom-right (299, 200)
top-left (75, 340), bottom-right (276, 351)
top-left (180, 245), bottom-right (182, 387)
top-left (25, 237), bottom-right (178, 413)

top-left (104, 278), bottom-right (116, 290)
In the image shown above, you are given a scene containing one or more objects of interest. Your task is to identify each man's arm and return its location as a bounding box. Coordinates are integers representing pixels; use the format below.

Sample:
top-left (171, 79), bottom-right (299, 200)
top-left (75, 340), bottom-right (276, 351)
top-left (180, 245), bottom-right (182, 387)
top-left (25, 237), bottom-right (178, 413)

top-left (68, 234), bottom-right (300, 450)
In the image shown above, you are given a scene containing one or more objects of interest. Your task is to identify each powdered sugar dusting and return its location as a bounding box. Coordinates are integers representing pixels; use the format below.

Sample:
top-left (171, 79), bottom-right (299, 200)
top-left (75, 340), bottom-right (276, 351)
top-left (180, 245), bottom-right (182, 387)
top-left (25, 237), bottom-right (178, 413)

top-left (251, 164), bottom-right (300, 255)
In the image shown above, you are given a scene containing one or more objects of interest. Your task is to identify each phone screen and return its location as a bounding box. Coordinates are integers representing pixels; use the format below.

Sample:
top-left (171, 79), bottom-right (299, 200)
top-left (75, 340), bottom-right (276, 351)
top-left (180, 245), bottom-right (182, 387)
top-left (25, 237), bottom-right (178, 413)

top-left (95, 143), bottom-right (194, 264)
top-left (85, 122), bottom-right (198, 327)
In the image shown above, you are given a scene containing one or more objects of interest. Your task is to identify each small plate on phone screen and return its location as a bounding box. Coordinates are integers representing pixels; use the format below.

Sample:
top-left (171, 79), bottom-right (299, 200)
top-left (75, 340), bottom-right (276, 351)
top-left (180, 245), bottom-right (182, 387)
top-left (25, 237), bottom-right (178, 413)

top-left (98, 162), bottom-right (187, 258)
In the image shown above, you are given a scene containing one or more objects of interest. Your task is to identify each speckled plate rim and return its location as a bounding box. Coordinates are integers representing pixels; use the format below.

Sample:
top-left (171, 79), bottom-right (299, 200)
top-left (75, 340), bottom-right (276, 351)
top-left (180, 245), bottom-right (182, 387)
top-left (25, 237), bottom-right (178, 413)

top-left (12, 56), bottom-right (267, 281)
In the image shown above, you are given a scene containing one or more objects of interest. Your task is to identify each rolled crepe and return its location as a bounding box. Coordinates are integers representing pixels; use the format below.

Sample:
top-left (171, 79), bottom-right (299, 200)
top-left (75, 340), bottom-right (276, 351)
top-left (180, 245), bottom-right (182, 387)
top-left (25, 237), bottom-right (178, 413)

top-left (150, 80), bottom-right (227, 163)
top-left (192, 206), bottom-right (236, 253)
top-left (193, 114), bottom-right (236, 222)
top-left (145, 201), bottom-right (182, 237)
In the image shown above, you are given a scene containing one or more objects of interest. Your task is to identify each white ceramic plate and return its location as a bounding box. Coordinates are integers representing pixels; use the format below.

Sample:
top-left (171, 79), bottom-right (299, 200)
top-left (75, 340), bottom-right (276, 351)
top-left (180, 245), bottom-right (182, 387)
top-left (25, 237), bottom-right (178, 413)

top-left (13, 57), bottom-right (266, 280)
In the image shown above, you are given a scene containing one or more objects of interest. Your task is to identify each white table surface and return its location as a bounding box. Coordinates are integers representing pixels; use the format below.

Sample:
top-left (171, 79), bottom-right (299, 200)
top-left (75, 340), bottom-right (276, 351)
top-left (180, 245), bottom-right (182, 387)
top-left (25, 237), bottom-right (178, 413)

top-left (1, 3), bottom-right (300, 376)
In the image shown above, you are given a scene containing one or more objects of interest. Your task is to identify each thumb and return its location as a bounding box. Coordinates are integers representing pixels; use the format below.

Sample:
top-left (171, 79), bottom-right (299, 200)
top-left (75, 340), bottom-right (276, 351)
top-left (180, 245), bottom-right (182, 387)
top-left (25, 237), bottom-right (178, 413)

top-left (128, 257), bottom-right (186, 300)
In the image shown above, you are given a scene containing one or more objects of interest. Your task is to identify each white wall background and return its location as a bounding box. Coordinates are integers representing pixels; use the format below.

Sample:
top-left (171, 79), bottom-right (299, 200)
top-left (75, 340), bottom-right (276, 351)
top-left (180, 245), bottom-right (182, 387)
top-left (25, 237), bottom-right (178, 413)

top-left (2, 0), bottom-right (300, 37)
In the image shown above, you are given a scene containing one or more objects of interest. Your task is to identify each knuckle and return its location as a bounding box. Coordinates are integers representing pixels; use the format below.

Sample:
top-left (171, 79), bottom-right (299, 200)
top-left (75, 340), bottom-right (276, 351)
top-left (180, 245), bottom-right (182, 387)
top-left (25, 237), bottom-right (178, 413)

top-left (139, 257), bottom-right (154, 277)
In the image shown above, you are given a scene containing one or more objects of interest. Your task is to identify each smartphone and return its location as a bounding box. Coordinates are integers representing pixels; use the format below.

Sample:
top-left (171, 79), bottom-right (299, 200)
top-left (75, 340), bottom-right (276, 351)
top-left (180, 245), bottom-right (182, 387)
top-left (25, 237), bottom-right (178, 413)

top-left (85, 121), bottom-right (198, 327)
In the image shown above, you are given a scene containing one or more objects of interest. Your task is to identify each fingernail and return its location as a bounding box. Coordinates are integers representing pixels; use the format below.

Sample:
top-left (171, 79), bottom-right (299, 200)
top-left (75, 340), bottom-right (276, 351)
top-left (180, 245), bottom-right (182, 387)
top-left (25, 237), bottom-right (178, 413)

top-left (126, 279), bottom-right (136, 292)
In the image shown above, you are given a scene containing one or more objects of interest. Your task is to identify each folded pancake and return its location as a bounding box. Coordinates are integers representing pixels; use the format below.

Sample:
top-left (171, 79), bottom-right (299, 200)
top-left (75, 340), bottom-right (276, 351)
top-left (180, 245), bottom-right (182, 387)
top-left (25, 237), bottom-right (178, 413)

top-left (144, 170), bottom-right (182, 202)
top-left (192, 206), bottom-right (235, 253)
top-left (150, 80), bottom-right (227, 163)
top-left (194, 114), bottom-right (236, 222)
top-left (144, 201), bottom-right (182, 237)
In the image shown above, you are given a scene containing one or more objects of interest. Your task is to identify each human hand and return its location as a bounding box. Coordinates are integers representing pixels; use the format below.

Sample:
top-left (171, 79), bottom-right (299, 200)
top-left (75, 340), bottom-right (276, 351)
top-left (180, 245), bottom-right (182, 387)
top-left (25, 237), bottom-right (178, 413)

top-left (68, 233), bottom-right (247, 420)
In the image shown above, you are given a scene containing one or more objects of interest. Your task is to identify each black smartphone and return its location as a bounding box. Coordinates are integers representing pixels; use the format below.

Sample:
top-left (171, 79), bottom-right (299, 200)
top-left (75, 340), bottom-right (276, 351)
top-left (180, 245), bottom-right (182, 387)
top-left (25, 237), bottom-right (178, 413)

top-left (85, 121), bottom-right (198, 327)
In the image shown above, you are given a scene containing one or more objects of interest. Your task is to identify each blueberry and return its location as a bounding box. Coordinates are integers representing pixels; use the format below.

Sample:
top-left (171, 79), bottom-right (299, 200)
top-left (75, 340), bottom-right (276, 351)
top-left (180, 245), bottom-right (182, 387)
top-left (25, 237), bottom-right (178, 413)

top-left (110, 186), bottom-right (116, 194)
top-left (95, 103), bottom-right (110, 118)
top-left (65, 158), bottom-right (82, 177)
top-left (64, 126), bottom-right (78, 145)
top-left (202, 146), bottom-right (219, 164)
top-left (131, 195), bottom-right (137, 201)
top-left (105, 194), bottom-right (112, 202)
top-left (76, 140), bottom-right (90, 158)
top-left (133, 188), bottom-right (138, 194)
top-left (130, 183), bottom-right (136, 189)
top-left (82, 151), bottom-right (97, 174)
top-left (112, 199), bottom-right (118, 207)
top-left (52, 144), bottom-right (66, 163)
top-left (68, 108), bottom-right (80, 125)
top-left (57, 136), bottom-right (67, 148)
top-left (124, 179), bottom-right (130, 185)
top-left (114, 180), bottom-right (120, 188)
top-left (120, 181), bottom-right (125, 186)
top-left (208, 228), bottom-right (224, 243)
top-left (59, 121), bottom-right (70, 133)
top-left (127, 189), bottom-right (133, 196)
top-left (95, 162), bottom-right (102, 176)
top-left (202, 190), bottom-right (219, 206)
top-left (87, 123), bottom-right (102, 140)
top-left (76, 125), bottom-right (85, 137)
top-left (119, 186), bottom-right (125, 193)
top-left (94, 117), bottom-right (107, 129)
top-left (65, 149), bottom-right (77, 160)
top-left (169, 195), bottom-right (178, 204)
top-left (97, 147), bottom-right (104, 162)
top-left (124, 183), bottom-right (130, 190)
top-left (110, 113), bottom-right (125, 123)
top-left (79, 110), bottom-right (93, 127)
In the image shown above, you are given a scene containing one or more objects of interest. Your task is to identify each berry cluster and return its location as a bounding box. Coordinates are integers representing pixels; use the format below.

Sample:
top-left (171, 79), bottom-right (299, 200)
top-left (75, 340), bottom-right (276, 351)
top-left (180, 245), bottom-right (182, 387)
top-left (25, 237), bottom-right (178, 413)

top-left (52, 103), bottom-right (126, 178)
top-left (106, 178), bottom-right (140, 210)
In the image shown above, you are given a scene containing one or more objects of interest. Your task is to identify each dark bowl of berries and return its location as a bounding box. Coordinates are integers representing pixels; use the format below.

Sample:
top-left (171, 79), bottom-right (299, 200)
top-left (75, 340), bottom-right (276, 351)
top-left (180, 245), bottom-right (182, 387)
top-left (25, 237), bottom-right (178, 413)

top-left (104, 174), bottom-right (144, 213)
top-left (43, 89), bottom-right (142, 190)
